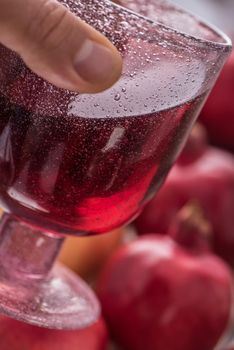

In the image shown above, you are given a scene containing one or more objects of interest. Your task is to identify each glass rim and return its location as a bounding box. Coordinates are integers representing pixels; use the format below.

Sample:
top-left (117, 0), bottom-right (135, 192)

top-left (107, 0), bottom-right (232, 52)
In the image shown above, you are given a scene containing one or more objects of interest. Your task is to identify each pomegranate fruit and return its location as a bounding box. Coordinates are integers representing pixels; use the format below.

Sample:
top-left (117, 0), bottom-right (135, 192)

top-left (97, 212), bottom-right (233, 350)
top-left (0, 317), bottom-right (108, 350)
top-left (135, 124), bottom-right (234, 266)
top-left (168, 201), bottom-right (212, 255)
top-left (199, 50), bottom-right (234, 152)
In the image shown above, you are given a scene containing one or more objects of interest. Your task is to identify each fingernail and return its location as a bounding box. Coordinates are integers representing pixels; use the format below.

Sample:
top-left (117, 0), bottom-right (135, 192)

top-left (74, 40), bottom-right (116, 84)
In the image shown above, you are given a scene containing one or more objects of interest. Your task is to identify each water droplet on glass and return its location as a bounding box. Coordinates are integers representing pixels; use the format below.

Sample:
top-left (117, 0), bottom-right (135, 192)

top-left (114, 93), bottom-right (121, 101)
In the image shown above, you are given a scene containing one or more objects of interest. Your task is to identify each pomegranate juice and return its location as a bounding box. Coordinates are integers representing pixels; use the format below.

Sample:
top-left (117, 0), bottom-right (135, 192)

top-left (0, 90), bottom-right (205, 234)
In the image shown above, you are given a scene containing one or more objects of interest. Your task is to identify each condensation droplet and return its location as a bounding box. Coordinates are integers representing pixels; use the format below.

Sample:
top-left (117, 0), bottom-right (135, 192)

top-left (114, 93), bottom-right (121, 101)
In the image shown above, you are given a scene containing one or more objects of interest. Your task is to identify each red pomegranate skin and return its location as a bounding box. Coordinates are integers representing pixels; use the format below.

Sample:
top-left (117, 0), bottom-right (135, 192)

top-left (97, 235), bottom-right (233, 350)
top-left (0, 317), bottom-right (108, 350)
top-left (135, 147), bottom-right (234, 266)
top-left (199, 50), bottom-right (234, 152)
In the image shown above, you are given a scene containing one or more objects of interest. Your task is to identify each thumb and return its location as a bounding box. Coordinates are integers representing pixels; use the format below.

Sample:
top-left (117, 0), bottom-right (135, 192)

top-left (0, 0), bottom-right (122, 93)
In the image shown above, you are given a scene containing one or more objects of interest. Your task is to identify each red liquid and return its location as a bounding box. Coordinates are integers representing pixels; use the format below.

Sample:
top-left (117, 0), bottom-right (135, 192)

top-left (0, 90), bottom-right (205, 235)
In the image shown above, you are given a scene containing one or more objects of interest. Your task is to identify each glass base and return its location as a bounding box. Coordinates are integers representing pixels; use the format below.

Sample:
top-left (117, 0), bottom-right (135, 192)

top-left (0, 263), bottom-right (100, 330)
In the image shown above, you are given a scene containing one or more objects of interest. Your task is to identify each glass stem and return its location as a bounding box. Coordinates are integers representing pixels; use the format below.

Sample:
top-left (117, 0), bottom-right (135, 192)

top-left (0, 212), bottom-right (64, 284)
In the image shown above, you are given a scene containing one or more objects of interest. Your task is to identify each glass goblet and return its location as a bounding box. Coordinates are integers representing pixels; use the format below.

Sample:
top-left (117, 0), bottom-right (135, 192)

top-left (0, 0), bottom-right (231, 330)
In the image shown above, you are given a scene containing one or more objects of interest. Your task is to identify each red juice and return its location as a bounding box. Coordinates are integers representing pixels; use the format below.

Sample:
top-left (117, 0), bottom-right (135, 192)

top-left (0, 89), bottom-right (206, 235)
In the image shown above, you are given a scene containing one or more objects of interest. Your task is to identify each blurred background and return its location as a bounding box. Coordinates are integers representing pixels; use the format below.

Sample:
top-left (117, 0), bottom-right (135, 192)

top-left (173, 0), bottom-right (234, 33)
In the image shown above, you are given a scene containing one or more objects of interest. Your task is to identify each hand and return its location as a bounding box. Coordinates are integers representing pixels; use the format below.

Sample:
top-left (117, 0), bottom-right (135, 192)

top-left (0, 0), bottom-right (122, 93)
